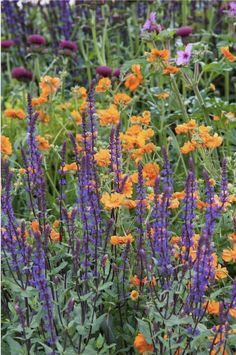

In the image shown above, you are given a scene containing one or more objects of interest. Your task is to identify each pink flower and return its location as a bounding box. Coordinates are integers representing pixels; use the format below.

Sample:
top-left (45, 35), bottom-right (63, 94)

top-left (176, 44), bottom-right (192, 66)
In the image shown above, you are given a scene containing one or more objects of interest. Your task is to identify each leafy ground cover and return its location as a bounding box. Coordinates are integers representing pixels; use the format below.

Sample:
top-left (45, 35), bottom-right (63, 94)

top-left (1, 1), bottom-right (236, 354)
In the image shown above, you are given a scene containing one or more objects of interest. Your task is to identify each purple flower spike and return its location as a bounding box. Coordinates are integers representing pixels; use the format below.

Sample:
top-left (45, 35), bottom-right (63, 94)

top-left (59, 40), bottom-right (78, 52)
top-left (176, 26), bottom-right (193, 37)
top-left (12, 67), bottom-right (33, 81)
top-left (1, 39), bottom-right (15, 49)
top-left (228, 2), bottom-right (236, 17)
top-left (27, 34), bottom-right (46, 46)
top-left (176, 44), bottom-right (192, 66)
top-left (96, 66), bottom-right (113, 77)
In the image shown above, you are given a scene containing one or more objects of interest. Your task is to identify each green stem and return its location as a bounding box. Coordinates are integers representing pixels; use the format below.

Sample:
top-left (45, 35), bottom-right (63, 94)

top-left (225, 71), bottom-right (229, 102)
top-left (171, 76), bottom-right (188, 121)
top-left (181, 0), bottom-right (188, 25)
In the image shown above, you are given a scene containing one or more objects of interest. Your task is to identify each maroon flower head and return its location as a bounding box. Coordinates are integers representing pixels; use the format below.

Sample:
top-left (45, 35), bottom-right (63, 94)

top-left (96, 66), bottom-right (113, 77)
top-left (113, 68), bottom-right (121, 78)
top-left (59, 40), bottom-right (78, 52)
top-left (1, 40), bottom-right (15, 49)
top-left (176, 26), bottom-right (193, 37)
top-left (27, 34), bottom-right (46, 46)
top-left (12, 67), bottom-right (33, 81)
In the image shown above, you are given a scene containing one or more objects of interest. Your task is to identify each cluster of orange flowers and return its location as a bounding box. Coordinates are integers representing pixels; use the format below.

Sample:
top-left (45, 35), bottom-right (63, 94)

top-left (175, 119), bottom-right (223, 154)
top-left (4, 108), bottom-right (26, 120)
top-left (110, 234), bottom-right (134, 245)
top-left (1, 135), bottom-right (12, 156)
top-left (124, 64), bottom-right (143, 91)
top-left (134, 333), bottom-right (154, 354)
top-left (204, 300), bottom-right (236, 318)
top-left (147, 48), bottom-right (180, 75)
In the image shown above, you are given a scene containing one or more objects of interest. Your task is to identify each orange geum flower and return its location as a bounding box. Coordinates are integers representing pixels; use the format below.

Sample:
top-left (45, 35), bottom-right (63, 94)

top-left (52, 220), bottom-right (60, 229)
top-left (221, 47), bottom-right (236, 62)
top-left (204, 300), bottom-right (220, 315)
top-left (95, 77), bottom-right (111, 93)
top-left (110, 234), bottom-right (134, 245)
top-left (229, 233), bottom-right (236, 242)
top-left (172, 191), bottom-right (185, 200)
top-left (155, 92), bottom-right (170, 100)
top-left (163, 66), bottom-right (180, 75)
top-left (222, 245), bottom-right (236, 262)
top-left (32, 96), bottom-right (48, 106)
top-left (180, 141), bottom-right (196, 154)
top-left (72, 86), bottom-right (87, 99)
top-left (39, 75), bottom-right (61, 96)
top-left (36, 136), bottom-right (50, 151)
top-left (175, 119), bottom-right (197, 134)
top-left (63, 162), bottom-right (78, 172)
top-left (94, 149), bottom-right (111, 166)
top-left (36, 110), bottom-right (49, 123)
top-left (214, 264), bottom-right (228, 280)
top-left (4, 108), bottom-right (26, 120)
top-left (210, 347), bottom-right (228, 355)
top-left (130, 290), bottom-right (139, 301)
top-left (101, 192), bottom-right (125, 209)
top-left (122, 199), bottom-right (137, 209)
top-left (141, 111), bottom-right (151, 125)
top-left (229, 308), bottom-right (236, 318)
top-left (31, 220), bottom-right (40, 233)
top-left (148, 48), bottom-right (170, 62)
top-left (113, 93), bottom-right (132, 105)
top-left (50, 229), bottom-right (60, 241)
top-left (134, 333), bottom-right (154, 354)
top-left (143, 162), bottom-right (160, 186)
top-left (1, 135), bottom-right (12, 156)
top-left (130, 275), bottom-right (141, 286)
top-left (71, 110), bottom-right (82, 125)
top-left (98, 105), bottom-right (120, 126)
top-left (124, 64), bottom-right (143, 92)
top-left (169, 198), bottom-right (180, 209)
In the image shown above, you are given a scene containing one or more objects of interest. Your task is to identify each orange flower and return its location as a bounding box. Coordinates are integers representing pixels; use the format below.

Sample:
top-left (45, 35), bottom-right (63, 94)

top-left (222, 245), bottom-right (236, 262)
top-left (32, 96), bottom-right (48, 106)
top-left (113, 93), bottom-right (132, 105)
top-left (50, 229), bottom-right (60, 241)
top-left (37, 110), bottom-right (49, 123)
top-left (71, 110), bottom-right (82, 125)
top-left (210, 348), bottom-right (228, 355)
top-left (156, 92), bottom-right (170, 100)
top-left (52, 220), bottom-right (60, 228)
top-left (4, 108), bottom-right (26, 120)
top-left (36, 136), bottom-right (50, 151)
top-left (229, 308), bottom-right (236, 318)
top-left (175, 120), bottom-right (197, 134)
top-left (101, 192), bottom-right (125, 209)
top-left (229, 233), bottom-right (236, 242)
top-left (98, 105), bottom-right (120, 126)
top-left (214, 264), bottom-right (228, 280)
top-left (72, 86), bottom-right (87, 99)
top-left (180, 141), bottom-right (196, 154)
top-left (95, 77), bottom-right (111, 93)
top-left (110, 234), bottom-right (134, 245)
top-left (31, 220), bottom-right (40, 233)
top-left (221, 47), bottom-right (236, 62)
top-left (204, 300), bottom-right (220, 315)
top-left (130, 290), bottom-right (139, 301)
top-left (143, 162), bottom-right (160, 186)
top-left (1, 135), bottom-right (12, 156)
top-left (63, 162), bottom-right (78, 172)
top-left (130, 275), bottom-right (141, 286)
top-left (148, 48), bottom-right (170, 62)
top-left (134, 333), bottom-right (154, 354)
top-left (122, 199), bottom-right (137, 209)
top-left (125, 64), bottom-right (143, 92)
top-left (94, 149), bottom-right (111, 166)
top-left (169, 198), bottom-right (180, 209)
top-left (163, 66), bottom-right (180, 75)
top-left (39, 76), bottom-right (61, 97)
top-left (141, 111), bottom-right (151, 125)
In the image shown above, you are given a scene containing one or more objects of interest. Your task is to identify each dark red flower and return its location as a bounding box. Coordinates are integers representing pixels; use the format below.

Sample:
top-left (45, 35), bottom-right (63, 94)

top-left (113, 68), bottom-right (121, 78)
top-left (12, 67), bottom-right (33, 81)
top-left (176, 26), bottom-right (193, 37)
top-left (27, 34), bottom-right (46, 46)
top-left (59, 40), bottom-right (78, 52)
top-left (96, 66), bottom-right (113, 77)
top-left (1, 40), bottom-right (15, 49)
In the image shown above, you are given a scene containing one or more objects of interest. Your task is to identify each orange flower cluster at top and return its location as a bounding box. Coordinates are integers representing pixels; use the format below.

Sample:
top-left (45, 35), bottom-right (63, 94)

top-left (113, 93), bottom-right (132, 106)
top-left (98, 105), bottom-right (120, 126)
top-left (36, 135), bottom-right (50, 151)
top-left (1, 135), bottom-right (12, 156)
top-left (130, 111), bottom-right (151, 125)
top-left (125, 64), bottom-right (143, 91)
top-left (221, 47), bottom-right (236, 62)
top-left (101, 192), bottom-right (125, 209)
top-left (110, 234), bottom-right (134, 245)
top-left (32, 76), bottom-right (61, 108)
top-left (175, 120), bottom-right (223, 154)
top-left (96, 78), bottom-right (111, 93)
top-left (148, 48), bottom-right (170, 62)
top-left (94, 149), bottom-right (111, 166)
top-left (134, 333), bottom-right (154, 354)
top-left (120, 124), bottom-right (155, 162)
top-left (4, 108), bottom-right (26, 120)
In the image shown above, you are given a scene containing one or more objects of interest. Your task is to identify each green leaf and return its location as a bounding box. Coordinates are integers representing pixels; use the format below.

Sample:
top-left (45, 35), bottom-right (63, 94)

top-left (92, 314), bottom-right (107, 334)
top-left (120, 59), bottom-right (147, 75)
top-left (96, 334), bottom-right (104, 349)
top-left (98, 282), bottom-right (113, 292)
top-left (137, 319), bottom-right (152, 344)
